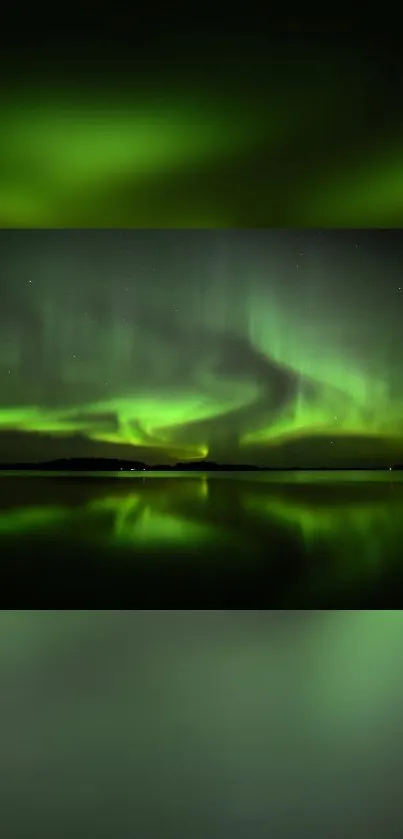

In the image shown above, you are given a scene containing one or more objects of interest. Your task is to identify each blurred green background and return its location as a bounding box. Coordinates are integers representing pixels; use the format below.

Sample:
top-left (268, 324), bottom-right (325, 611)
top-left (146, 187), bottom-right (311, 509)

top-left (1, 610), bottom-right (403, 837)
top-left (1, 16), bottom-right (403, 227)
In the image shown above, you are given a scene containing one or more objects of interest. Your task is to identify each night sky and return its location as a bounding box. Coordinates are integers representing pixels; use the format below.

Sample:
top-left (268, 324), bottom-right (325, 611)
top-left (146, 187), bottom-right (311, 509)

top-left (1, 229), bottom-right (403, 467)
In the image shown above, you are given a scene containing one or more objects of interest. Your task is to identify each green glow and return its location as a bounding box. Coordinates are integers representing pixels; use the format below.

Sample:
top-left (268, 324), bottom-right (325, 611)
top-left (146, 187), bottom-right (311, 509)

top-left (1, 55), bottom-right (403, 226)
top-left (0, 90), bottom-right (268, 227)
top-left (0, 505), bottom-right (69, 534)
top-left (302, 149), bottom-right (403, 226)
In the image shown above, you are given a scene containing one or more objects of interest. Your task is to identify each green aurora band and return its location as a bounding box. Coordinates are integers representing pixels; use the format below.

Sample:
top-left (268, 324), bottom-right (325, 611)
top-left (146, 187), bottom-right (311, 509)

top-left (1, 230), bottom-right (403, 467)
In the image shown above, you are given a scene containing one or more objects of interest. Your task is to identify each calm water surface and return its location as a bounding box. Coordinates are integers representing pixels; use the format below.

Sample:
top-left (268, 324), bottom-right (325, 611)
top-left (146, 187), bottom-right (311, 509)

top-left (1, 471), bottom-right (403, 606)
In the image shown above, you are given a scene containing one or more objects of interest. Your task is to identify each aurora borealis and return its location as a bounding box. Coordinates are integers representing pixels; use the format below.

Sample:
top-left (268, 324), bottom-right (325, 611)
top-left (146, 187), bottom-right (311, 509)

top-left (1, 228), bottom-right (403, 467)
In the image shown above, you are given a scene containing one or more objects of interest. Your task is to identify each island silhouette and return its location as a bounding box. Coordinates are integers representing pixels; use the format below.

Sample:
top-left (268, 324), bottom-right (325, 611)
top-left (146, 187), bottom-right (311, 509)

top-left (0, 458), bottom-right (402, 471)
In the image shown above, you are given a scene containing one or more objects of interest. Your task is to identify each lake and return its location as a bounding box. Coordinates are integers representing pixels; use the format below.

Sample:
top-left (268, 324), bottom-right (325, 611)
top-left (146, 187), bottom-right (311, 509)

top-left (1, 470), bottom-right (403, 606)
top-left (1, 609), bottom-right (403, 838)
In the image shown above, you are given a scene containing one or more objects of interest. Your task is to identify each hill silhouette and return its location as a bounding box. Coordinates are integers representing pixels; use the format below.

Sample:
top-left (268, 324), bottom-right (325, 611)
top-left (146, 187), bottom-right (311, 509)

top-left (0, 457), bottom-right (401, 471)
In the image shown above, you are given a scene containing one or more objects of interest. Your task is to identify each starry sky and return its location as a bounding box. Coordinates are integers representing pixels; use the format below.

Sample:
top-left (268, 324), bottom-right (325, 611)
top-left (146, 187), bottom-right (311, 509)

top-left (1, 229), bottom-right (403, 467)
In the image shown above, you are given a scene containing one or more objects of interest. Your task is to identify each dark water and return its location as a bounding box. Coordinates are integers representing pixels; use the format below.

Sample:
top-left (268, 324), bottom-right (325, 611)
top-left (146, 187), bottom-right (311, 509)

top-left (1, 610), bottom-right (403, 839)
top-left (1, 471), bottom-right (403, 606)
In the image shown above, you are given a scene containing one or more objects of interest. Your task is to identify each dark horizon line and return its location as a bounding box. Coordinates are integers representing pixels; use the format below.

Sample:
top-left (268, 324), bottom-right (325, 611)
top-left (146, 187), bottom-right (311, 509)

top-left (0, 457), bottom-right (402, 471)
